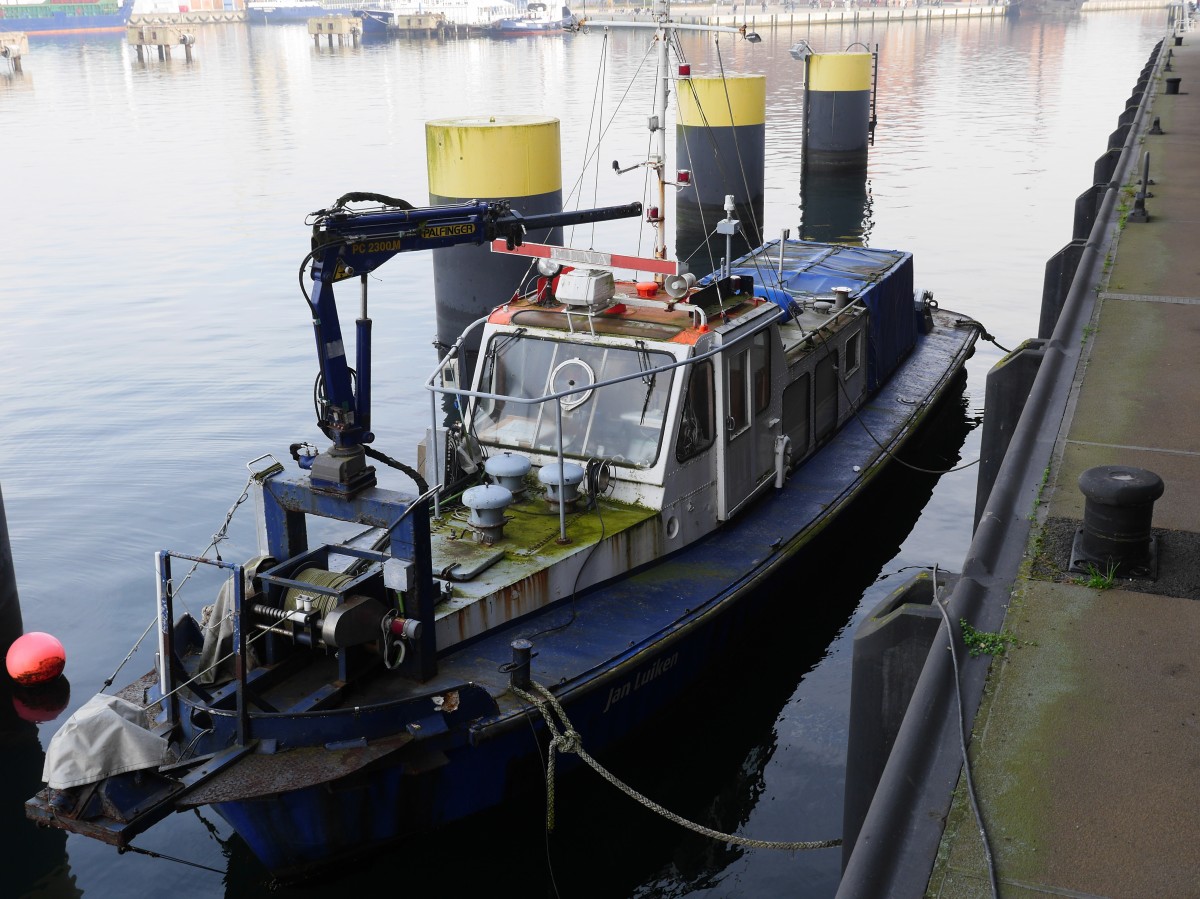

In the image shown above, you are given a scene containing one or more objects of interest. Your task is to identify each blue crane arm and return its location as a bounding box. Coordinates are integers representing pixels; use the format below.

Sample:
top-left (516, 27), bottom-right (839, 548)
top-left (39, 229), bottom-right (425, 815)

top-left (301, 196), bottom-right (642, 487)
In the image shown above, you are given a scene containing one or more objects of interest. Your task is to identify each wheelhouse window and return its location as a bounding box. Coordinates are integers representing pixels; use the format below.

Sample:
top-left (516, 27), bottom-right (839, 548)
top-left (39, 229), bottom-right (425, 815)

top-left (727, 348), bottom-right (749, 437)
top-left (726, 331), bottom-right (771, 439)
top-left (753, 331), bottom-right (771, 413)
top-left (844, 331), bottom-right (861, 377)
top-left (471, 334), bottom-right (675, 468)
top-left (676, 360), bottom-right (715, 463)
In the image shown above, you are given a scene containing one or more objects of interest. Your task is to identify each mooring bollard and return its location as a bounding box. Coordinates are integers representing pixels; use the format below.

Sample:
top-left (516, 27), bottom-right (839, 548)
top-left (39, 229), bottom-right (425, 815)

top-left (1149, 115), bottom-right (1164, 134)
top-left (507, 638), bottom-right (533, 689)
top-left (1165, 76), bottom-right (1182, 95)
top-left (1128, 151), bottom-right (1151, 223)
top-left (1071, 465), bottom-right (1164, 579)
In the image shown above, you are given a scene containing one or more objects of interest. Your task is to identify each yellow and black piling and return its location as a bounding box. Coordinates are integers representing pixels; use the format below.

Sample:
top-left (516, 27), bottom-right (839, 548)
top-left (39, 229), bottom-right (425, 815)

top-left (803, 51), bottom-right (873, 170)
top-left (425, 116), bottom-right (562, 383)
top-left (675, 73), bottom-right (765, 270)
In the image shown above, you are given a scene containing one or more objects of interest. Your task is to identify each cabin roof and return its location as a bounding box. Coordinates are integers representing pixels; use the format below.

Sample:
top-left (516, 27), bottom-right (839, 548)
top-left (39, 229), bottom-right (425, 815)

top-left (489, 277), bottom-right (766, 345)
top-left (722, 240), bottom-right (910, 298)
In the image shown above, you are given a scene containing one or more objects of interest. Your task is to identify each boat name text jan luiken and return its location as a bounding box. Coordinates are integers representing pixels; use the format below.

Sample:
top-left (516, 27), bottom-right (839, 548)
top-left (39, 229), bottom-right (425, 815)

top-left (602, 651), bottom-right (680, 713)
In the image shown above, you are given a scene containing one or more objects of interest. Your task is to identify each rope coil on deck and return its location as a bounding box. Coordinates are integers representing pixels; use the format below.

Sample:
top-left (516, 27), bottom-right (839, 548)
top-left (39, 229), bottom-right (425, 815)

top-left (513, 680), bottom-right (841, 851)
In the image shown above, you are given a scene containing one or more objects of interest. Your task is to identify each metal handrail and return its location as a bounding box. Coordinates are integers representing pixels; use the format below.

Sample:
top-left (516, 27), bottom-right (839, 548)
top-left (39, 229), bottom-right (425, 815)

top-left (156, 551), bottom-right (248, 744)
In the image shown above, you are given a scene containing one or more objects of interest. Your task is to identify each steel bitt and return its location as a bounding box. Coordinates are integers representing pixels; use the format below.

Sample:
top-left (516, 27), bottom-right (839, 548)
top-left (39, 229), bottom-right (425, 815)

top-left (505, 639), bottom-right (534, 689)
top-left (1070, 465), bottom-right (1164, 579)
top-left (1128, 151), bottom-right (1152, 223)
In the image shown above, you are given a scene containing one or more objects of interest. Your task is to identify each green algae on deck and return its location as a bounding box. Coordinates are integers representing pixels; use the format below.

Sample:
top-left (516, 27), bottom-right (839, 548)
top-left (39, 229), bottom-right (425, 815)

top-left (429, 491), bottom-right (660, 600)
top-left (443, 493), bottom-right (655, 550)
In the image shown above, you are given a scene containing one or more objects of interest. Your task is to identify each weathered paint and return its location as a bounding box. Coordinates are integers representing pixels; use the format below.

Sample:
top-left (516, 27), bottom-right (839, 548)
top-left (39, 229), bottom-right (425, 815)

top-left (431, 497), bottom-right (663, 649)
top-left (425, 116), bottom-right (562, 200)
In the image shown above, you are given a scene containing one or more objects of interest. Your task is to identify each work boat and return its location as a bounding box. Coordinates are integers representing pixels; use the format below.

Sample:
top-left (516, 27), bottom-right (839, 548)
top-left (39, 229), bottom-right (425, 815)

top-left (25, 5), bottom-right (979, 882)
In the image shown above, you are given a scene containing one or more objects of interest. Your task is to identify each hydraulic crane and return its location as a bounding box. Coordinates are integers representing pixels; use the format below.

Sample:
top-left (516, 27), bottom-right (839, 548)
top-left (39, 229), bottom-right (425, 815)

top-left (301, 192), bottom-right (643, 493)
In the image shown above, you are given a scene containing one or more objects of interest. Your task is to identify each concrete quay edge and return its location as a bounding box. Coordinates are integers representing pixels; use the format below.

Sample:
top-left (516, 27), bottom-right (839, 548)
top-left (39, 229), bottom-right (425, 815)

top-left (927, 22), bottom-right (1200, 898)
top-left (839, 17), bottom-right (1200, 899)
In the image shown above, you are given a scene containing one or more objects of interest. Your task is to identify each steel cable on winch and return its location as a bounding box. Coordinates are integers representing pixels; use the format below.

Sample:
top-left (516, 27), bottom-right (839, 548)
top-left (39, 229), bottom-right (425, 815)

top-left (513, 679), bottom-right (841, 851)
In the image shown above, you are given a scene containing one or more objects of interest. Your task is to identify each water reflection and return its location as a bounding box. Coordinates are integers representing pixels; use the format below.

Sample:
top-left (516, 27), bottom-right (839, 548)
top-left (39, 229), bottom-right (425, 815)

top-left (800, 166), bottom-right (874, 244)
top-left (1, 676), bottom-right (81, 899)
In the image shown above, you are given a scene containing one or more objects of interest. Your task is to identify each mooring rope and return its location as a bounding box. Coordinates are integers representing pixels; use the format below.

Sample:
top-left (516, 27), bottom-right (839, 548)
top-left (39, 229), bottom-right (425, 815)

top-left (955, 316), bottom-right (1013, 355)
top-left (811, 315), bottom-right (982, 477)
top-left (933, 565), bottom-right (1000, 899)
top-left (119, 842), bottom-right (225, 875)
top-left (512, 680), bottom-right (840, 851)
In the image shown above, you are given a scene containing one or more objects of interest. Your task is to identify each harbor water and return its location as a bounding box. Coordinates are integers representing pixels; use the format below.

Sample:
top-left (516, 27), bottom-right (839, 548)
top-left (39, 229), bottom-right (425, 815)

top-left (0, 9), bottom-right (1168, 897)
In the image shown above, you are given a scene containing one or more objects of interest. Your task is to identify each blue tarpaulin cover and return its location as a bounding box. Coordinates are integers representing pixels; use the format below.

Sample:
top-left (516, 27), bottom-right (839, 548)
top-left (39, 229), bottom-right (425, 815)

top-left (718, 240), bottom-right (917, 392)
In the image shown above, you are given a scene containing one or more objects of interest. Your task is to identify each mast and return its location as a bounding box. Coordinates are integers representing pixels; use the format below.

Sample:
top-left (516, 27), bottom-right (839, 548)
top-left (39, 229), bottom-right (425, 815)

top-left (589, 2), bottom-right (759, 266)
top-left (652, 0), bottom-right (671, 261)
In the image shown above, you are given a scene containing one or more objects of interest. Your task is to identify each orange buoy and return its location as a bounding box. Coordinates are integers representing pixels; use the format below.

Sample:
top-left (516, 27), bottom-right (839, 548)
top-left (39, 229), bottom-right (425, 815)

top-left (6, 631), bottom-right (66, 686)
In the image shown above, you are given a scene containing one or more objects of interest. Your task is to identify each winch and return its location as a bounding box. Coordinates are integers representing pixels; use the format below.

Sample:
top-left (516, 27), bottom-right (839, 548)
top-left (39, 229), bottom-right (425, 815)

top-left (248, 547), bottom-right (421, 679)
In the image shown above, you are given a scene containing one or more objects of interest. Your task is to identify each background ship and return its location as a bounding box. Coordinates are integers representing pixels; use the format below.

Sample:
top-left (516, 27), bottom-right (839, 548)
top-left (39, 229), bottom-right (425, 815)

top-left (0, 0), bottom-right (133, 34)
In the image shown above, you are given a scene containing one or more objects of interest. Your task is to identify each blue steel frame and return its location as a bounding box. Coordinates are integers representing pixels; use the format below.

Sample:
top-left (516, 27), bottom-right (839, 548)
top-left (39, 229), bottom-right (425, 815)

top-left (305, 200), bottom-right (642, 453)
top-left (155, 551), bottom-right (249, 742)
top-left (257, 472), bottom-right (438, 680)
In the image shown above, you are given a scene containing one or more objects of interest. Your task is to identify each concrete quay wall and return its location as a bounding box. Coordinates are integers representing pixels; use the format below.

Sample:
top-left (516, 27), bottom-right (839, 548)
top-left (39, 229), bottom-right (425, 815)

top-left (839, 12), bottom-right (1200, 899)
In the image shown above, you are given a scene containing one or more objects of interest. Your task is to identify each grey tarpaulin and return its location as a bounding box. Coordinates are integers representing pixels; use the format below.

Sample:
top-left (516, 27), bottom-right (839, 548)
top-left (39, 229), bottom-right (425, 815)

top-left (196, 555), bottom-right (275, 686)
top-left (42, 694), bottom-right (168, 789)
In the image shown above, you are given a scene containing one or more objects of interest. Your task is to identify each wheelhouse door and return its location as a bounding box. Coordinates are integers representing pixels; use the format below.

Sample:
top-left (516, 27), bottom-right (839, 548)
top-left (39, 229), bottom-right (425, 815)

top-left (717, 326), bottom-right (776, 520)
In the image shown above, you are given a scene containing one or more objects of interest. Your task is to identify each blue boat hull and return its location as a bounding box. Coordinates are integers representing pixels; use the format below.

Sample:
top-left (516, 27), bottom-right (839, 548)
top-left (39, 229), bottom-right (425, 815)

top-left (352, 9), bottom-right (389, 36)
top-left (246, 3), bottom-right (349, 23)
top-left (211, 565), bottom-right (797, 874)
top-left (199, 315), bottom-right (974, 879)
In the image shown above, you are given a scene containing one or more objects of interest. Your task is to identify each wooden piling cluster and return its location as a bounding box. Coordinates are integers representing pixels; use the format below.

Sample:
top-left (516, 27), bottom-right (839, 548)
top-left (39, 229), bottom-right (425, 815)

top-left (127, 24), bottom-right (196, 62)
